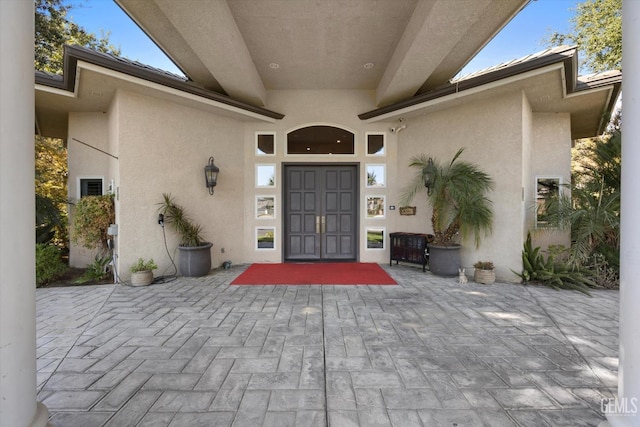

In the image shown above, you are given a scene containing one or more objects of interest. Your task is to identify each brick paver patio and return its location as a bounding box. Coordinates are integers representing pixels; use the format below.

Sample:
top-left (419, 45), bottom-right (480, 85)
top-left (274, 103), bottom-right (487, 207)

top-left (35, 264), bottom-right (619, 426)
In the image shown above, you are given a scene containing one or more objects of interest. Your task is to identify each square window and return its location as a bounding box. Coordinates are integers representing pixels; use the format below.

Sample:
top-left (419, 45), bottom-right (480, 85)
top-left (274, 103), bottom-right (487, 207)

top-left (256, 227), bottom-right (275, 250)
top-left (366, 133), bottom-right (385, 156)
top-left (256, 133), bottom-right (275, 155)
top-left (366, 228), bottom-right (385, 249)
top-left (366, 164), bottom-right (385, 187)
top-left (256, 196), bottom-right (276, 219)
top-left (78, 177), bottom-right (104, 199)
top-left (366, 196), bottom-right (385, 218)
top-left (536, 176), bottom-right (561, 228)
top-left (256, 165), bottom-right (276, 187)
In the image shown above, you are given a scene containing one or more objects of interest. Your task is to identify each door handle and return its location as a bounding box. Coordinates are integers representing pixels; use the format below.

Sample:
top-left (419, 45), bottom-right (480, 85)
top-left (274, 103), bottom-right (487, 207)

top-left (321, 216), bottom-right (326, 234)
top-left (316, 216), bottom-right (320, 234)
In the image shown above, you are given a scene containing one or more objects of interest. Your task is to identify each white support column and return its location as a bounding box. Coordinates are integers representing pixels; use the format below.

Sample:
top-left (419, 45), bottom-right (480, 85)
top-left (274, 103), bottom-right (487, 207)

top-left (0, 1), bottom-right (49, 427)
top-left (605, 1), bottom-right (640, 425)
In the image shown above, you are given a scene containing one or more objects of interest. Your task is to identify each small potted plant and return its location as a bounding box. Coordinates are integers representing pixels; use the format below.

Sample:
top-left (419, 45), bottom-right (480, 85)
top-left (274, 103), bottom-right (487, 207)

top-left (473, 260), bottom-right (495, 284)
top-left (130, 258), bottom-right (158, 286)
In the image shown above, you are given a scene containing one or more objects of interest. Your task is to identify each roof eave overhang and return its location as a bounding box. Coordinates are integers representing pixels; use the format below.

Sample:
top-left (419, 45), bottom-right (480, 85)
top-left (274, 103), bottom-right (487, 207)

top-left (35, 45), bottom-right (284, 122)
top-left (359, 46), bottom-right (622, 139)
top-left (576, 78), bottom-right (622, 136)
top-left (359, 47), bottom-right (578, 121)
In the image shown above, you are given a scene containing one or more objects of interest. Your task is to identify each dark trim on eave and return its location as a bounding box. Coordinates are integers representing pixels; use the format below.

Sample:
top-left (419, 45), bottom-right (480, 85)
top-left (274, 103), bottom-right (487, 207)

top-left (596, 80), bottom-right (622, 135)
top-left (359, 47), bottom-right (577, 121)
top-left (35, 45), bottom-right (285, 121)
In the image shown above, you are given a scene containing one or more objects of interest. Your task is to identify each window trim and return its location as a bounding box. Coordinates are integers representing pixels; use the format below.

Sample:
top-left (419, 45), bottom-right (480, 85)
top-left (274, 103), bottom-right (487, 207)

top-left (365, 195), bottom-right (386, 219)
top-left (256, 227), bottom-right (276, 250)
top-left (285, 123), bottom-right (357, 156)
top-left (256, 131), bottom-right (276, 156)
top-left (77, 176), bottom-right (104, 199)
top-left (256, 195), bottom-right (276, 219)
top-left (365, 132), bottom-right (386, 157)
top-left (365, 227), bottom-right (385, 250)
top-left (535, 175), bottom-right (563, 229)
top-left (256, 164), bottom-right (277, 188)
top-left (365, 164), bottom-right (386, 188)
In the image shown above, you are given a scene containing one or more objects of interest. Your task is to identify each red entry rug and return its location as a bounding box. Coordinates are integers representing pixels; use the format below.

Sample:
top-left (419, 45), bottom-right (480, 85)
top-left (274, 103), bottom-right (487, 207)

top-left (230, 263), bottom-right (397, 285)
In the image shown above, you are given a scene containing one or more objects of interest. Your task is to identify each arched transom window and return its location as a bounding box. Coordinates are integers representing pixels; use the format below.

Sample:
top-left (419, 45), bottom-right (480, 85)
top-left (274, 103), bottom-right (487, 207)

top-left (287, 125), bottom-right (355, 155)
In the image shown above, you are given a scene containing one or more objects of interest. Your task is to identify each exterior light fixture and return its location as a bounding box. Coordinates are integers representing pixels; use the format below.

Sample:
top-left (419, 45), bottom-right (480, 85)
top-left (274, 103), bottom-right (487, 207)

top-left (204, 156), bottom-right (220, 195)
top-left (423, 157), bottom-right (435, 195)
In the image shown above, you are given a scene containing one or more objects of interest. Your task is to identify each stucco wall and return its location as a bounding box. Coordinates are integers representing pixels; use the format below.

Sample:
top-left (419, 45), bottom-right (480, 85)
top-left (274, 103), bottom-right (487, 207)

top-left (522, 91), bottom-right (534, 242)
top-left (108, 92), bottom-right (121, 251)
top-left (393, 92), bottom-right (526, 281)
top-left (67, 112), bottom-right (114, 268)
top-left (66, 85), bottom-right (572, 282)
top-left (530, 112), bottom-right (572, 250)
top-left (114, 90), bottom-right (246, 278)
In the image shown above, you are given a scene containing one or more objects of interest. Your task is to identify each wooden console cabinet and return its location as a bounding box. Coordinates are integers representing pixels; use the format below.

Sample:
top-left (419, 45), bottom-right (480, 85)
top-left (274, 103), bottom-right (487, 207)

top-left (389, 232), bottom-right (432, 272)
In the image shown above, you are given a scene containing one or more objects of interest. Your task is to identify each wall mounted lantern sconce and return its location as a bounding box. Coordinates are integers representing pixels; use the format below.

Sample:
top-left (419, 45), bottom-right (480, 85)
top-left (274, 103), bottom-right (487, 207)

top-left (423, 157), bottom-right (435, 195)
top-left (204, 156), bottom-right (220, 195)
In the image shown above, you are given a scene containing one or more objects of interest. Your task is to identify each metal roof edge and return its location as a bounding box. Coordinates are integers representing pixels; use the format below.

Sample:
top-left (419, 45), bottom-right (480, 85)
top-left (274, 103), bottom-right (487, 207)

top-left (35, 45), bottom-right (285, 121)
top-left (359, 46), bottom-right (578, 121)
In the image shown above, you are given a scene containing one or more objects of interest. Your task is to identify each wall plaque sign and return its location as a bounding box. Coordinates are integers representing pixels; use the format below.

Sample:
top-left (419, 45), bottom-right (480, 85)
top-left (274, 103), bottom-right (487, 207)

top-left (399, 206), bottom-right (416, 216)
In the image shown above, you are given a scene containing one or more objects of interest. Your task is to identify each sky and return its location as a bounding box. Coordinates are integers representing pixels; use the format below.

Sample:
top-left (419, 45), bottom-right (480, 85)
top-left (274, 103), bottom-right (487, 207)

top-left (68, 0), bottom-right (581, 79)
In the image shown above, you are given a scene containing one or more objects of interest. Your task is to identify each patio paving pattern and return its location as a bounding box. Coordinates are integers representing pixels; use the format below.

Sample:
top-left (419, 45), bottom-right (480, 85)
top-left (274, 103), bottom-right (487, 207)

top-left (36, 264), bottom-right (619, 426)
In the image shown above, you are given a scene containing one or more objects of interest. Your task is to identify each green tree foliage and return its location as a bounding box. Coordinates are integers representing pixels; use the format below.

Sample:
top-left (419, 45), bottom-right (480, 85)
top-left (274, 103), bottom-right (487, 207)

top-left (35, 136), bottom-right (68, 244)
top-left (72, 195), bottom-right (115, 253)
top-left (573, 130), bottom-right (620, 268)
top-left (539, 128), bottom-right (620, 288)
top-left (541, 0), bottom-right (621, 289)
top-left (35, 243), bottom-right (67, 286)
top-left (35, 0), bottom-right (119, 246)
top-left (546, 0), bottom-right (621, 72)
top-left (35, 0), bottom-right (120, 74)
top-left (35, 136), bottom-right (67, 201)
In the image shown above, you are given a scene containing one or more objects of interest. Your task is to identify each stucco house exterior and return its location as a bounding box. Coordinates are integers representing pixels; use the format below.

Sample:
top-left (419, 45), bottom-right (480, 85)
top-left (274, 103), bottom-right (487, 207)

top-left (33, 3), bottom-right (620, 283)
top-left (5, 1), bottom-right (640, 426)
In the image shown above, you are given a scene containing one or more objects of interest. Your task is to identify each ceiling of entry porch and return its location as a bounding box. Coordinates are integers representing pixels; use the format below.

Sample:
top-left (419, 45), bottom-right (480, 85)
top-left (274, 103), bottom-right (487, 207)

top-left (115, 0), bottom-right (529, 108)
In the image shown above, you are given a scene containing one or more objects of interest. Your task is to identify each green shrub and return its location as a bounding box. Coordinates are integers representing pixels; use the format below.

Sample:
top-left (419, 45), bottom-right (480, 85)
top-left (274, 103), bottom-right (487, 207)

top-left (585, 252), bottom-right (619, 289)
top-left (74, 254), bottom-right (112, 284)
top-left (130, 258), bottom-right (158, 272)
top-left (517, 233), bottom-right (598, 295)
top-left (36, 243), bottom-right (67, 286)
top-left (72, 195), bottom-right (115, 252)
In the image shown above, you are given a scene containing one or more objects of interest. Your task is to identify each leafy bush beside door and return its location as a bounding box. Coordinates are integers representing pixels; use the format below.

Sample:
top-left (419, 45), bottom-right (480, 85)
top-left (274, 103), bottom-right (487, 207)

top-left (71, 194), bottom-right (115, 253)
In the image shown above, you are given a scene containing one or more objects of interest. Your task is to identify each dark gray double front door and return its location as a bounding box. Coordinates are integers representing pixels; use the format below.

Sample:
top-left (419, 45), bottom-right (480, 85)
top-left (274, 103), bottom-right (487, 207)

top-left (284, 165), bottom-right (358, 261)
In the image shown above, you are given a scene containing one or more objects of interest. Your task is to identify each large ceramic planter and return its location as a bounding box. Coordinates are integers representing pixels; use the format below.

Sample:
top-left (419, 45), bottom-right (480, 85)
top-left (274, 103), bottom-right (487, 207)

top-left (130, 270), bottom-right (154, 286)
top-left (178, 242), bottom-right (213, 277)
top-left (474, 268), bottom-right (495, 285)
top-left (428, 244), bottom-right (461, 277)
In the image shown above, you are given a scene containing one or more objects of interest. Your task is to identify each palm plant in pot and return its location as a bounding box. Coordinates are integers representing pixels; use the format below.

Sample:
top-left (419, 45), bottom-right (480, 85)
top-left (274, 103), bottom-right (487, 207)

top-left (158, 193), bottom-right (213, 277)
top-left (401, 148), bottom-right (494, 276)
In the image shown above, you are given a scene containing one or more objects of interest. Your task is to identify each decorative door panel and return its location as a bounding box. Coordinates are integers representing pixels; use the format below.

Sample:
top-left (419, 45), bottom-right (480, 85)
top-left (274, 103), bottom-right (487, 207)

top-left (285, 165), bottom-right (357, 261)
